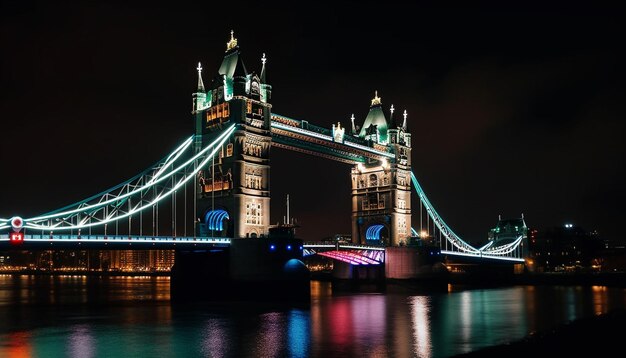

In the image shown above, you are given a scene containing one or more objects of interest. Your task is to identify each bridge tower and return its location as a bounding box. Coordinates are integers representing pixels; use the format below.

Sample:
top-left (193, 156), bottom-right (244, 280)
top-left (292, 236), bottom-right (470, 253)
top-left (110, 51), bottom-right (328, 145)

top-left (191, 31), bottom-right (273, 239)
top-left (351, 93), bottom-right (412, 246)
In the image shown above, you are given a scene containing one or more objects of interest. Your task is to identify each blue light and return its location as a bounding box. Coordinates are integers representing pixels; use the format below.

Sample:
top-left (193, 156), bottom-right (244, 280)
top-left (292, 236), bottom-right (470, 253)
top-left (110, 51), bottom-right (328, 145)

top-left (270, 244), bottom-right (276, 251)
top-left (366, 225), bottom-right (385, 241)
top-left (299, 246), bottom-right (303, 250)
top-left (287, 245), bottom-right (292, 250)
top-left (204, 209), bottom-right (229, 231)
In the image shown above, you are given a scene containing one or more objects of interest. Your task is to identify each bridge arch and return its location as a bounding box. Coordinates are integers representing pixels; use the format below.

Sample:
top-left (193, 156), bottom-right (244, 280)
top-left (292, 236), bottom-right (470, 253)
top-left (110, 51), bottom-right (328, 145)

top-left (365, 223), bottom-right (389, 246)
top-left (202, 208), bottom-right (231, 236)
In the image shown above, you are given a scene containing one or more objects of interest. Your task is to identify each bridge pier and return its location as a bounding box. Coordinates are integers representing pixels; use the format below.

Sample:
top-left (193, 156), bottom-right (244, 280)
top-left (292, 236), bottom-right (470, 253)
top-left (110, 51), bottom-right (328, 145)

top-left (171, 236), bottom-right (310, 302)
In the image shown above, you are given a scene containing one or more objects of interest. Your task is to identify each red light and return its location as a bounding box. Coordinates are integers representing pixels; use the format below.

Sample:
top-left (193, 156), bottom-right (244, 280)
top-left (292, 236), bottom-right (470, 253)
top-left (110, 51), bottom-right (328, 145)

top-left (10, 232), bottom-right (24, 245)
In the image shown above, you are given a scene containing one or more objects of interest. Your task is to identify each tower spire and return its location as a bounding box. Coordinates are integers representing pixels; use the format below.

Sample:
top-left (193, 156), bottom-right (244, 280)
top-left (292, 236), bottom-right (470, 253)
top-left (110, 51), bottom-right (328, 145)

top-left (350, 113), bottom-right (357, 135)
top-left (260, 53), bottom-right (267, 83)
top-left (226, 29), bottom-right (238, 51)
top-left (196, 62), bottom-right (205, 92)
top-left (371, 90), bottom-right (382, 106)
top-left (402, 110), bottom-right (408, 130)
top-left (390, 104), bottom-right (395, 119)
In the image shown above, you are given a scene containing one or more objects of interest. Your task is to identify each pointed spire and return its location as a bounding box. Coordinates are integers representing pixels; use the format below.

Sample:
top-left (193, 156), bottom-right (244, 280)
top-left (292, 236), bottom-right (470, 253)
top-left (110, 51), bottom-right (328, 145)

top-left (260, 53), bottom-right (267, 83)
top-left (402, 110), bottom-right (408, 130)
top-left (350, 113), bottom-right (357, 134)
top-left (390, 104), bottom-right (395, 119)
top-left (371, 90), bottom-right (382, 106)
top-left (226, 29), bottom-right (238, 51)
top-left (196, 62), bottom-right (205, 92)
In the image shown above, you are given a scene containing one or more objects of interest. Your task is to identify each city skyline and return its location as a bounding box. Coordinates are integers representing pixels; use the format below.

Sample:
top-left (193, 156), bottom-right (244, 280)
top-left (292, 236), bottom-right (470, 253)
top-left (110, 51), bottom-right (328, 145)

top-left (1, 3), bottom-right (623, 243)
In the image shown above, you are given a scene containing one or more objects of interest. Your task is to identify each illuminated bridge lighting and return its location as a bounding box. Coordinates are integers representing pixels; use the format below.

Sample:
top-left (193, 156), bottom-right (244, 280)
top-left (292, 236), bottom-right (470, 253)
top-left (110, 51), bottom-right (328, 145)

top-left (318, 250), bottom-right (383, 265)
top-left (205, 209), bottom-right (229, 231)
top-left (366, 225), bottom-right (385, 241)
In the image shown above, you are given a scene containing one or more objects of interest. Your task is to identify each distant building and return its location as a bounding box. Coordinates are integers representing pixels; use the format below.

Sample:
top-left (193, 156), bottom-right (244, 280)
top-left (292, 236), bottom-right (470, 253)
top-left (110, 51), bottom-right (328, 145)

top-left (532, 224), bottom-right (603, 272)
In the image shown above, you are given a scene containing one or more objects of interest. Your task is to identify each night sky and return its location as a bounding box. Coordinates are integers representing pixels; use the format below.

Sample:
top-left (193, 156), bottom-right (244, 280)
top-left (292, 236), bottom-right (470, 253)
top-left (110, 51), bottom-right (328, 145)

top-left (1, 3), bottom-right (624, 244)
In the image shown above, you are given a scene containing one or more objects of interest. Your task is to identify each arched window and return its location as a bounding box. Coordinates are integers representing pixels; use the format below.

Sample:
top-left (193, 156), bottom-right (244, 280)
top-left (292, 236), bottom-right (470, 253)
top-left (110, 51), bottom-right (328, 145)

top-left (369, 174), bottom-right (378, 187)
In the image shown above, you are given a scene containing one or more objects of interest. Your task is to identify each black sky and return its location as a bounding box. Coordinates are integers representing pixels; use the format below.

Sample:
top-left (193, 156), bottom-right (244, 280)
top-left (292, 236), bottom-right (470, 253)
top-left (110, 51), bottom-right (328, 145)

top-left (1, 2), bottom-right (624, 243)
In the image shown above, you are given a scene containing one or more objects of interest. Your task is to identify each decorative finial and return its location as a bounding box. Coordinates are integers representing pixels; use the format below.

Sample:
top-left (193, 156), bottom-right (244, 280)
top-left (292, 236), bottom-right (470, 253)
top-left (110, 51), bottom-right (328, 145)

top-left (226, 30), bottom-right (238, 51)
top-left (402, 110), bottom-right (408, 128)
top-left (261, 53), bottom-right (267, 65)
top-left (196, 62), bottom-right (205, 92)
top-left (350, 114), bottom-right (357, 134)
top-left (390, 104), bottom-right (395, 116)
top-left (371, 90), bottom-right (382, 106)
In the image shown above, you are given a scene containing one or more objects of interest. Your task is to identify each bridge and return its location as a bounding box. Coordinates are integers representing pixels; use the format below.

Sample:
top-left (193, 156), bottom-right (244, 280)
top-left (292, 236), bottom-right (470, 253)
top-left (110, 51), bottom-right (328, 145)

top-left (0, 32), bottom-right (527, 279)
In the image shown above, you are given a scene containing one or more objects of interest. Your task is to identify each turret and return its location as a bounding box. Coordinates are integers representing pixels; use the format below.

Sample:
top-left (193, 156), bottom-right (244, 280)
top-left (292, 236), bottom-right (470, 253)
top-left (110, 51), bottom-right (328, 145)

top-left (260, 53), bottom-right (272, 103)
top-left (192, 62), bottom-right (207, 113)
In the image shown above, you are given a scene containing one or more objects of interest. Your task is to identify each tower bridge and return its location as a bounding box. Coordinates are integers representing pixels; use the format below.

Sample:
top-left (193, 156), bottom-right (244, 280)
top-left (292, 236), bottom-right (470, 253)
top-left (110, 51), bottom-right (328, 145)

top-left (1, 32), bottom-right (527, 288)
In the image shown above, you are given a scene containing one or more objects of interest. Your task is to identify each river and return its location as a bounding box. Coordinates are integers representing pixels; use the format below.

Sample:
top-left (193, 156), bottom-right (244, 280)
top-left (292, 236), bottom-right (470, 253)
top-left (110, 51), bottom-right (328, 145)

top-left (1, 275), bottom-right (625, 357)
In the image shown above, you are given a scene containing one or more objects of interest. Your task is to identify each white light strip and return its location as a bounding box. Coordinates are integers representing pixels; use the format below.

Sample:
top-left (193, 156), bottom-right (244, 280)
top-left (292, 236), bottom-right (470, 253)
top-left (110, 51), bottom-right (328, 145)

top-left (19, 235), bottom-right (230, 244)
top-left (478, 241), bottom-right (494, 251)
top-left (303, 244), bottom-right (335, 248)
top-left (27, 125), bottom-right (235, 223)
top-left (343, 141), bottom-right (395, 158)
top-left (441, 250), bottom-right (525, 262)
top-left (148, 136), bottom-right (194, 184)
top-left (25, 126), bottom-right (236, 230)
top-left (340, 245), bottom-right (386, 251)
top-left (271, 122), bottom-right (395, 159)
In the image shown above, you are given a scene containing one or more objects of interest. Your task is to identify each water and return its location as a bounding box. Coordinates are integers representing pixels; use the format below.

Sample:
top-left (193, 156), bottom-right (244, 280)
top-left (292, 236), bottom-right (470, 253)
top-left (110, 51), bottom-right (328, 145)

top-left (1, 275), bottom-right (625, 357)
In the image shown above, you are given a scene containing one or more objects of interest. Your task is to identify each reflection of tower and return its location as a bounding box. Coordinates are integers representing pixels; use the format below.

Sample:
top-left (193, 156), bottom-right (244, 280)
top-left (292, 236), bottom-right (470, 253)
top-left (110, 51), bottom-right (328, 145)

top-left (193, 32), bottom-right (272, 239)
top-left (351, 94), bottom-right (412, 246)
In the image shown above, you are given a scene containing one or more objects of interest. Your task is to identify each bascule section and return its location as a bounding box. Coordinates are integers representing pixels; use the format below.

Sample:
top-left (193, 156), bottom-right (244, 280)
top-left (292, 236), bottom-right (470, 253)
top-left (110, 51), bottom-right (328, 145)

top-left (351, 93), bottom-right (412, 247)
top-left (192, 31), bottom-right (272, 239)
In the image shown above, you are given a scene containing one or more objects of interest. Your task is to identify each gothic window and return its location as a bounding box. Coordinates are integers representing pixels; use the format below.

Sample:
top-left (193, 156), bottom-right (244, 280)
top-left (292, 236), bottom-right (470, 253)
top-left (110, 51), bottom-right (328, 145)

top-left (383, 176), bottom-right (389, 186)
top-left (368, 194), bottom-right (378, 209)
top-left (246, 203), bottom-right (262, 225)
top-left (378, 194), bottom-right (386, 209)
top-left (369, 174), bottom-right (378, 187)
top-left (398, 218), bottom-right (407, 235)
top-left (398, 199), bottom-right (406, 210)
top-left (226, 143), bottom-right (233, 157)
top-left (245, 173), bottom-right (262, 189)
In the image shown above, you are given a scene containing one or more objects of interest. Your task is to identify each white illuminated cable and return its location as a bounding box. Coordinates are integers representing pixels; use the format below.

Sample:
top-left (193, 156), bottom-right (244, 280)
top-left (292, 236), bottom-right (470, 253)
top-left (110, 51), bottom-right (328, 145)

top-left (24, 126), bottom-right (235, 231)
top-left (37, 136), bottom-right (194, 218)
top-left (410, 171), bottom-right (480, 254)
top-left (27, 125), bottom-right (235, 223)
top-left (482, 236), bottom-right (524, 255)
top-left (147, 136), bottom-right (194, 184)
top-left (28, 136), bottom-right (194, 222)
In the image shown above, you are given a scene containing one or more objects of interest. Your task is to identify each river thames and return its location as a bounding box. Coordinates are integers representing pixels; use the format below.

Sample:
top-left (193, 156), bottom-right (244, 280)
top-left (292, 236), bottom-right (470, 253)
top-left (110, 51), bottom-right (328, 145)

top-left (1, 275), bottom-right (625, 357)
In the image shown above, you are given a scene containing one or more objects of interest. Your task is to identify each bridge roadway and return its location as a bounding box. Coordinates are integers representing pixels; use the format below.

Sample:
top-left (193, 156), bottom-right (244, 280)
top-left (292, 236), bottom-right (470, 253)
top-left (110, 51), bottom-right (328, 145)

top-left (0, 234), bottom-right (523, 264)
top-left (0, 234), bottom-right (382, 253)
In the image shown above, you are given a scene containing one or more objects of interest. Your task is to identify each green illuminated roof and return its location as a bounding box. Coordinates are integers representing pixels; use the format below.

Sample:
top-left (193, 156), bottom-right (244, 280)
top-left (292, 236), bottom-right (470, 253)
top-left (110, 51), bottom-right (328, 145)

top-left (358, 104), bottom-right (389, 142)
top-left (219, 48), bottom-right (247, 79)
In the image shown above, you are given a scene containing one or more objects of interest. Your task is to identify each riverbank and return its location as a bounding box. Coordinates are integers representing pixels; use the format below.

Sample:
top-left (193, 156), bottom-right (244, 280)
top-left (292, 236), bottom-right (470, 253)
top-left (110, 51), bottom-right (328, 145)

top-left (0, 270), bottom-right (170, 277)
top-left (455, 309), bottom-right (626, 357)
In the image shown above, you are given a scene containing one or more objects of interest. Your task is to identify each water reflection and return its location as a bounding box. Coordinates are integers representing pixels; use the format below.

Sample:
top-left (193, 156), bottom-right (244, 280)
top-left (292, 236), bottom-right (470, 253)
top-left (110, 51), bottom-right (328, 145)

top-left (1, 276), bottom-right (626, 358)
top-left (411, 296), bottom-right (431, 358)
top-left (68, 324), bottom-right (95, 358)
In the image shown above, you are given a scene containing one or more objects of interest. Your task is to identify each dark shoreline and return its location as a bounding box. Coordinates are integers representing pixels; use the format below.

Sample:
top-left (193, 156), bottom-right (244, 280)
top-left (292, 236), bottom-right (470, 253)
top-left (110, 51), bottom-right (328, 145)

top-left (454, 309), bottom-right (626, 357)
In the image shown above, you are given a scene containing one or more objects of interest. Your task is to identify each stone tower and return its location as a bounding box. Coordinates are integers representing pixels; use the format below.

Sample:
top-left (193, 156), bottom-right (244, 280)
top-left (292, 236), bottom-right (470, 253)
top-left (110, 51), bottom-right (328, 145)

top-left (351, 93), bottom-right (412, 246)
top-left (192, 31), bottom-right (272, 239)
